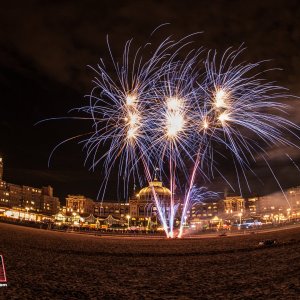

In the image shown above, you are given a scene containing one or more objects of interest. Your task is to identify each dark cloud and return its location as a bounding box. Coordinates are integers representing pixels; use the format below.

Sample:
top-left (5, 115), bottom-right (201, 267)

top-left (1, 0), bottom-right (300, 200)
top-left (1, 1), bottom-right (300, 90)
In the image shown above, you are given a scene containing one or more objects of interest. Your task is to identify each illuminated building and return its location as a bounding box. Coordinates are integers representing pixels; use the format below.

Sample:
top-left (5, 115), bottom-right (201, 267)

top-left (22, 185), bottom-right (42, 209)
top-left (94, 202), bottom-right (129, 219)
top-left (0, 182), bottom-right (60, 215)
top-left (85, 179), bottom-right (171, 227)
top-left (0, 157), bottom-right (60, 215)
top-left (190, 201), bottom-right (220, 219)
top-left (223, 195), bottom-right (245, 213)
top-left (187, 201), bottom-right (221, 231)
top-left (2, 146), bottom-right (297, 227)
top-left (258, 193), bottom-right (287, 215)
top-left (66, 195), bottom-right (95, 215)
top-left (41, 186), bottom-right (60, 214)
top-left (6, 183), bottom-right (22, 207)
top-left (129, 178), bottom-right (171, 226)
top-left (287, 186), bottom-right (300, 210)
top-left (256, 187), bottom-right (300, 221)
top-left (246, 197), bottom-right (259, 215)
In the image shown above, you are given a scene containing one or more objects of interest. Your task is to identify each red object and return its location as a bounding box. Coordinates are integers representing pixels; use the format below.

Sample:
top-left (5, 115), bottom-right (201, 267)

top-left (0, 255), bottom-right (7, 282)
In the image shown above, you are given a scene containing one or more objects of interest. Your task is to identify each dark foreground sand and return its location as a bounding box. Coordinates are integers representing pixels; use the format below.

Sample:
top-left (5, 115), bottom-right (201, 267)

top-left (0, 223), bottom-right (300, 299)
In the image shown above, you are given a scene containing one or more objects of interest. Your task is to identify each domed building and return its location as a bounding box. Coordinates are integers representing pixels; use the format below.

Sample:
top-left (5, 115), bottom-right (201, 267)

top-left (128, 178), bottom-right (171, 226)
top-left (137, 179), bottom-right (171, 202)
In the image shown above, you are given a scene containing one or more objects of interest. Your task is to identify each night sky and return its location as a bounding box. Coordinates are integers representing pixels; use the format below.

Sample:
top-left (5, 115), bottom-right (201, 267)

top-left (1, 0), bottom-right (300, 202)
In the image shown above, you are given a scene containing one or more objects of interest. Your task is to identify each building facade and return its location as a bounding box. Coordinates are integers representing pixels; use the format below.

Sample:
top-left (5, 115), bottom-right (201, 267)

top-left (0, 158), bottom-right (60, 215)
top-left (246, 196), bottom-right (259, 216)
top-left (66, 195), bottom-right (95, 215)
top-left (3, 152), bottom-right (300, 225)
top-left (190, 201), bottom-right (220, 219)
top-left (94, 202), bottom-right (130, 219)
top-left (286, 186), bottom-right (300, 210)
top-left (222, 195), bottom-right (245, 214)
top-left (128, 179), bottom-right (172, 226)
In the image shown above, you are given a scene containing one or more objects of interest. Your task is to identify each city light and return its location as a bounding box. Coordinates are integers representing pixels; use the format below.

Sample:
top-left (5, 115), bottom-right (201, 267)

top-left (126, 215), bottom-right (130, 227)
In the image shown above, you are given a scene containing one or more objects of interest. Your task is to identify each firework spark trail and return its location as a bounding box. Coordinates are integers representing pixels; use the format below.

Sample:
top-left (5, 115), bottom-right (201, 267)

top-left (166, 47), bottom-right (299, 237)
top-left (143, 40), bottom-right (202, 238)
top-left (82, 37), bottom-right (173, 198)
top-left (44, 31), bottom-right (300, 238)
top-left (148, 52), bottom-right (204, 238)
top-left (178, 148), bottom-right (202, 238)
top-left (141, 156), bottom-right (170, 237)
top-left (179, 185), bottom-right (219, 238)
top-left (193, 50), bottom-right (300, 191)
top-left (79, 34), bottom-right (203, 237)
top-left (86, 35), bottom-right (201, 200)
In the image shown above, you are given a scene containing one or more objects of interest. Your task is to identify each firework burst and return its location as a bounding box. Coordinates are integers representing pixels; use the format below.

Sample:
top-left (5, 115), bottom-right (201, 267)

top-left (45, 32), bottom-right (300, 238)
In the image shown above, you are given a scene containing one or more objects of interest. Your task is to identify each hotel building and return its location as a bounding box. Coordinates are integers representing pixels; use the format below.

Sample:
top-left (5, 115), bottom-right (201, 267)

top-left (0, 158), bottom-right (60, 215)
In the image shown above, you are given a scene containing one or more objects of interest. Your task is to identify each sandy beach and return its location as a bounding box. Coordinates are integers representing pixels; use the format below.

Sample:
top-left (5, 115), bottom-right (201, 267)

top-left (0, 222), bottom-right (300, 299)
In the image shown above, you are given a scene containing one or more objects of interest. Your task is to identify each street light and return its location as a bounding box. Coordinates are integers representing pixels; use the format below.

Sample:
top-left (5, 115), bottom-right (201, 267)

top-left (72, 212), bottom-right (77, 225)
top-left (126, 215), bottom-right (130, 228)
top-left (146, 217), bottom-right (151, 230)
top-left (238, 212), bottom-right (242, 226)
top-left (25, 207), bottom-right (29, 220)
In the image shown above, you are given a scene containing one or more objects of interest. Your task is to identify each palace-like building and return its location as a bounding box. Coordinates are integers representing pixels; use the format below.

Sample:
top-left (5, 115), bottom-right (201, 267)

top-left (63, 178), bottom-right (172, 226)
top-left (62, 180), bottom-right (300, 227)
top-left (222, 195), bottom-right (245, 215)
top-left (66, 195), bottom-right (95, 215)
top-left (63, 178), bottom-right (223, 227)
top-left (129, 178), bottom-right (171, 226)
